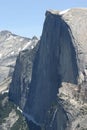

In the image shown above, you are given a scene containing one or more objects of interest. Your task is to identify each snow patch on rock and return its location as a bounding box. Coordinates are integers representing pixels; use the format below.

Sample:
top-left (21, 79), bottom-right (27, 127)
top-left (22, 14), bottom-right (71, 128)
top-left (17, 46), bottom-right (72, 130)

top-left (22, 41), bottom-right (31, 50)
top-left (0, 54), bottom-right (2, 59)
top-left (6, 35), bottom-right (14, 41)
top-left (10, 51), bottom-right (14, 55)
top-left (59, 9), bottom-right (70, 15)
top-left (17, 107), bottom-right (23, 113)
top-left (1, 90), bottom-right (9, 95)
top-left (19, 38), bottom-right (24, 42)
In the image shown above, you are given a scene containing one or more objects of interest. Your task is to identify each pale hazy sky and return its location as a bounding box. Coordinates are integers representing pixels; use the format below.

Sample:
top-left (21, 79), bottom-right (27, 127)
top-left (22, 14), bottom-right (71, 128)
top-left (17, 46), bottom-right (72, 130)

top-left (0, 0), bottom-right (87, 38)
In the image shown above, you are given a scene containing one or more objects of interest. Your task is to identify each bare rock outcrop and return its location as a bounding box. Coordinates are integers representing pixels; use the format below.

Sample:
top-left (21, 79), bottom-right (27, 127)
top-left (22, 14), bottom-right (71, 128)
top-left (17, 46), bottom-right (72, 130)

top-left (0, 30), bottom-right (38, 93)
top-left (9, 8), bottom-right (87, 130)
top-left (9, 42), bottom-right (39, 108)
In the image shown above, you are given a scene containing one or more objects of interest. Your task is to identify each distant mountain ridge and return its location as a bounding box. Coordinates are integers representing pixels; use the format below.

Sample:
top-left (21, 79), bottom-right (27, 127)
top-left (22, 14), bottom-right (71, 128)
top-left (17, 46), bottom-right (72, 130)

top-left (0, 30), bottom-right (38, 93)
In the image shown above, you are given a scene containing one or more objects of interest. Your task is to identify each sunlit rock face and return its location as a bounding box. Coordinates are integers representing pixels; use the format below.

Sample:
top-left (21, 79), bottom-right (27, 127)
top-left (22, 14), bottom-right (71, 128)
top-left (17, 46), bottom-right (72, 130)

top-left (0, 30), bottom-right (38, 93)
top-left (9, 8), bottom-right (87, 130)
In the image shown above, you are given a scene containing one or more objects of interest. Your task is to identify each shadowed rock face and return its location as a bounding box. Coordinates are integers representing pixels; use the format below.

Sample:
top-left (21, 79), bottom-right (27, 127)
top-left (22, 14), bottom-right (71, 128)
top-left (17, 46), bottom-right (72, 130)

top-left (9, 43), bottom-right (39, 109)
top-left (9, 8), bottom-right (87, 130)
top-left (24, 12), bottom-right (78, 125)
top-left (62, 8), bottom-right (87, 72)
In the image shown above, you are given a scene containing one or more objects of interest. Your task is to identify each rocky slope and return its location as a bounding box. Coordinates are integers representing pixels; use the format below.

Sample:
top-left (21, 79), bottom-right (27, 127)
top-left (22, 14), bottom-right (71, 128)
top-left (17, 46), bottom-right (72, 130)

top-left (0, 31), bottom-right (38, 130)
top-left (0, 93), bottom-right (29, 130)
top-left (9, 8), bottom-right (87, 130)
top-left (0, 30), bottom-right (38, 93)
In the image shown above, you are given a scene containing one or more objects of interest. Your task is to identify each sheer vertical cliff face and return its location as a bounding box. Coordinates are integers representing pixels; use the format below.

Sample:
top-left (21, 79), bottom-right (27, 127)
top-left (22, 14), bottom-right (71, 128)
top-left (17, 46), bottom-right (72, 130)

top-left (9, 8), bottom-right (87, 130)
top-left (24, 11), bottom-right (78, 126)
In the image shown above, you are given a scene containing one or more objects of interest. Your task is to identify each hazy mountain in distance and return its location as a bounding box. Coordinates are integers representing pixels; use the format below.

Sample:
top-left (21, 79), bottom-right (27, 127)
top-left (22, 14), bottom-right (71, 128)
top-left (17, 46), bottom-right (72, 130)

top-left (0, 30), bottom-right (38, 93)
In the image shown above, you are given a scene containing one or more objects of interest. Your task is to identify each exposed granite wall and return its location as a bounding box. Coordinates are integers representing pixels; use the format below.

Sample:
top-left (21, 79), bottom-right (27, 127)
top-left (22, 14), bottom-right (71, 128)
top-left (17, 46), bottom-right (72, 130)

top-left (9, 8), bottom-right (87, 130)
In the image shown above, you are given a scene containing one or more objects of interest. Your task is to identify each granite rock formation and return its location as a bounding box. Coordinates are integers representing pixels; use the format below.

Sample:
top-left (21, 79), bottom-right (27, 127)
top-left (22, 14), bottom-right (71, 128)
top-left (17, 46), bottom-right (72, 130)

top-left (9, 8), bottom-right (87, 130)
top-left (9, 42), bottom-right (39, 109)
top-left (0, 30), bottom-right (38, 93)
